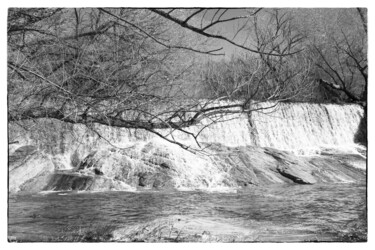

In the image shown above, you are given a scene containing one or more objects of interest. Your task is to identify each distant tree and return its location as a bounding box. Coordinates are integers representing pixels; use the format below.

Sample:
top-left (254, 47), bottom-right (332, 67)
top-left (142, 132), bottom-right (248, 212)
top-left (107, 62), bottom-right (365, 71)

top-left (150, 8), bottom-right (303, 57)
top-left (296, 8), bottom-right (367, 104)
top-left (198, 9), bottom-right (313, 104)
top-left (192, 8), bottom-right (368, 105)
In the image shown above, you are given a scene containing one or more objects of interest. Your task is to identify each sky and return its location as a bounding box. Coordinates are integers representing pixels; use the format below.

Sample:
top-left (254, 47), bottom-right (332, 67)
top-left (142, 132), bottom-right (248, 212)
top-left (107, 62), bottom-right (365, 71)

top-left (200, 9), bottom-right (252, 58)
top-left (194, 8), bottom-right (258, 59)
top-left (179, 8), bottom-right (367, 61)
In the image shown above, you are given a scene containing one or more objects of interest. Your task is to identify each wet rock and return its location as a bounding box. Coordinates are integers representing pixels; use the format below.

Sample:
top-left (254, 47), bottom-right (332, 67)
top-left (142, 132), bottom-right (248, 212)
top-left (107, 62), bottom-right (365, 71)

top-left (137, 171), bottom-right (173, 188)
top-left (8, 145), bottom-right (38, 168)
top-left (18, 168), bottom-right (55, 193)
top-left (9, 139), bottom-right (367, 193)
top-left (45, 173), bottom-right (94, 191)
top-left (308, 154), bottom-right (366, 183)
top-left (276, 164), bottom-right (315, 184)
top-left (137, 173), bottom-right (148, 187)
top-left (9, 151), bottom-right (55, 193)
top-left (44, 172), bottom-right (135, 191)
top-left (94, 168), bottom-right (104, 175)
top-left (227, 154), bottom-right (259, 186)
top-left (262, 148), bottom-right (316, 184)
top-left (152, 172), bottom-right (174, 189)
top-left (77, 151), bottom-right (98, 170)
top-left (160, 162), bottom-right (170, 169)
top-left (70, 150), bottom-right (81, 168)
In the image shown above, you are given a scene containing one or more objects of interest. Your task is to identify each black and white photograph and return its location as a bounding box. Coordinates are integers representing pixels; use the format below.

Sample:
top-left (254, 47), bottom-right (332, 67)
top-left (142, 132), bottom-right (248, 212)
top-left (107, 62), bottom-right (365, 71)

top-left (7, 2), bottom-right (369, 243)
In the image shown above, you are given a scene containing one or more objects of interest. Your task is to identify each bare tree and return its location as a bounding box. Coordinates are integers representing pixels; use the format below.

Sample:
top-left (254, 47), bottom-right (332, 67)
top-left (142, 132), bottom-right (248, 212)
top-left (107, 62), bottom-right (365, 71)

top-left (7, 8), bottom-right (236, 149)
top-left (8, 8), bottom-right (313, 150)
top-left (309, 8), bottom-right (367, 104)
top-left (150, 8), bottom-right (302, 57)
top-left (198, 9), bottom-right (312, 105)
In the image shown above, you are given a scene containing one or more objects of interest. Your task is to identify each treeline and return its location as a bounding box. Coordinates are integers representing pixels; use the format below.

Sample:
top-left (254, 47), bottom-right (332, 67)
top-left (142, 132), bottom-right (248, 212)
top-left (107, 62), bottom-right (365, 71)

top-left (198, 9), bottom-right (367, 104)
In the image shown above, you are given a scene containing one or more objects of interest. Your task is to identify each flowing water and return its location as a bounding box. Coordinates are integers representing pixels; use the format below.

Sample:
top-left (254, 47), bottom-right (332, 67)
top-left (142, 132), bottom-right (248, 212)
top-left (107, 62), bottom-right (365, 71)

top-left (8, 183), bottom-right (366, 242)
top-left (250, 102), bottom-right (364, 154)
top-left (9, 102), bottom-right (364, 156)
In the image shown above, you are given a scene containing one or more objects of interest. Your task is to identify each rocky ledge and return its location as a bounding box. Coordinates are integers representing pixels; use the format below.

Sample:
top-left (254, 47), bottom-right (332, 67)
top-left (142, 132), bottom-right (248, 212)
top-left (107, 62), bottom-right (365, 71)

top-left (9, 140), bottom-right (366, 194)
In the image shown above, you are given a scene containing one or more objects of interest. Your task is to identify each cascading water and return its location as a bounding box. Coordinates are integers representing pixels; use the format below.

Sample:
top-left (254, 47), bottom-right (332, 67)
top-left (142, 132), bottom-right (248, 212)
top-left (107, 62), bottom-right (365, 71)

top-left (9, 102), bottom-right (364, 155)
top-left (8, 102), bottom-right (366, 193)
top-left (155, 101), bottom-right (365, 155)
top-left (249, 102), bottom-right (364, 154)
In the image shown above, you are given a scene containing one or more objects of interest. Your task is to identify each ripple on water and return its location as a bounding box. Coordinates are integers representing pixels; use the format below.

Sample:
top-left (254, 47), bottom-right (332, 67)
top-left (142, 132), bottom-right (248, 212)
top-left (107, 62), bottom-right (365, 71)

top-left (8, 183), bottom-right (366, 242)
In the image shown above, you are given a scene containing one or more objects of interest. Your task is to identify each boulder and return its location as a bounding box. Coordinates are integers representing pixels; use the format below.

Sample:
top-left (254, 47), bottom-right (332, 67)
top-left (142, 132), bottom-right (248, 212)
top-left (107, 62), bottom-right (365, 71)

top-left (276, 164), bottom-right (316, 184)
top-left (9, 145), bottom-right (38, 171)
top-left (9, 150), bottom-right (55, 193)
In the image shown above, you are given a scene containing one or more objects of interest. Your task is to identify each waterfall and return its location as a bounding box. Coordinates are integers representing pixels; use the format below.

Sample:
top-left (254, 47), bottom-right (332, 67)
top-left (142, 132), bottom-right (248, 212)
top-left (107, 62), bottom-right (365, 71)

top-left (9, 101), bottom-right (366, 193)
top-left (154, 101), bottom-right (364, 155)
top-left (250, 102), bottom-right (364, 154)
top-left (9, 102), bottom-right (364, 156)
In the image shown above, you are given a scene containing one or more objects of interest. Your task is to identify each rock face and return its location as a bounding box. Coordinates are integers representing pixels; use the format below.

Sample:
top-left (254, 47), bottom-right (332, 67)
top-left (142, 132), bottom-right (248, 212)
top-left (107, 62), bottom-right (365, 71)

top-left (8, 138), bottom-right (366, 194)
top-left (43, 172), bottom-right (135, 192)
top-left (9, 149), bottom-right (54, 193)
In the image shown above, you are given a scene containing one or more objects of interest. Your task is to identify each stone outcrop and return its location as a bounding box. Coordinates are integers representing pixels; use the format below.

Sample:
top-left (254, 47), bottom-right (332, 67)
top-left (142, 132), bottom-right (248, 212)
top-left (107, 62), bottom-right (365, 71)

top-left (43, 172), bottom-right (135, 192)
top-left (9, 150), bottom-right (55, 193)
top-left (8, 139), bottom-right (366, 194)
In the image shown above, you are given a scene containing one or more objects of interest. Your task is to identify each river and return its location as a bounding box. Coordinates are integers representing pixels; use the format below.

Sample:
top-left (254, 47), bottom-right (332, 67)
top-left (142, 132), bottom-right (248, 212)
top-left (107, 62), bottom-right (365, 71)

top-left (8, 182), bottom-right (366, 242)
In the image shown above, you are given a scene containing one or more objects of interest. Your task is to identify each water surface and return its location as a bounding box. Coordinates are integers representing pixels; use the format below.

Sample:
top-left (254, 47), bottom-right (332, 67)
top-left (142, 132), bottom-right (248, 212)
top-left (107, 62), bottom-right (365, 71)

top-left (8, 183), bottom-right (366, 242)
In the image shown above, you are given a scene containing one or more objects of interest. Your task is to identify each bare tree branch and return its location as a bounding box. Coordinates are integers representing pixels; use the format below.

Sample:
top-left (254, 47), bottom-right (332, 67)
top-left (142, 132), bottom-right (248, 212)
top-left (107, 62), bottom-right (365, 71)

top-left (99, 8), bottom-right (224, 56)
top-left (356, 8), bottom-right (367, 34)
top-left (150, 8), bottom-right (303, 57)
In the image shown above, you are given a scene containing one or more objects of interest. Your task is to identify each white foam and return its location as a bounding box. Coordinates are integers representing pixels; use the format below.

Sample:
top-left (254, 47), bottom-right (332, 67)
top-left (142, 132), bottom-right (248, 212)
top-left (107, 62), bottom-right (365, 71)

top-left (251, 102), bottom-right (364, 154)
